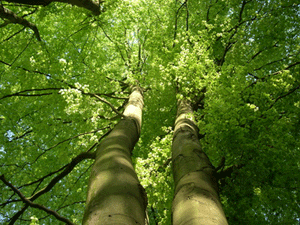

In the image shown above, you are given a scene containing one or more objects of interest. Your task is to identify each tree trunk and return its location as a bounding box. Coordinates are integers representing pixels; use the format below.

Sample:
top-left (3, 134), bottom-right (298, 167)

top-left (172, 99), bottom-right (228, 225)
top-left (83, 86), bottom-right (147, 225)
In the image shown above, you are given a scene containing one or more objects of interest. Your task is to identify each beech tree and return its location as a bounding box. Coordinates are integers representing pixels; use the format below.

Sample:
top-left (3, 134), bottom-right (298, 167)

top-left (0, 0), bottom-right (299, 224)
top-left (172, 99), bottom-right (228, 225)
top-left (83, 86), bottom-right (147, 224)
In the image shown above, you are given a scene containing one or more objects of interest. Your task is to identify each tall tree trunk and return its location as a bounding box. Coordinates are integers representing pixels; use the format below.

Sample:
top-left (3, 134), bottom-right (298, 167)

top-left (172, 99), bottom-right (228, 225)
top-left (83, 86), bottom-right (147, 225)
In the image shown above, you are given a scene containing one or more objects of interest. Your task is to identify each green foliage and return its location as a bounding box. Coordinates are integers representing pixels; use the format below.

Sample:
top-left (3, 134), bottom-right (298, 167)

top-left (135, 130), bottom-right (173, 225)
top-left (1, 0), bottom-right (300, 224)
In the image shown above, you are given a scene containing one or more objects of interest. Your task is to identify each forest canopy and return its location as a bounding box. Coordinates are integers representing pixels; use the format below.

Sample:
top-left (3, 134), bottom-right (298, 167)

top-left (0, 0), bottom-right (299, 224)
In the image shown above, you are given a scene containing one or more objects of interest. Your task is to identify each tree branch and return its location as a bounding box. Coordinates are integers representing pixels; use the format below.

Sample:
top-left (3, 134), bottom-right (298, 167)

top-left (247, 42), bottom-right (279, 63)
top-left (5, 0), bottom-right (103, 15)
top-left (1, 92), bottom-right (53, 99)
top-left (218, 40), bottom-right (237, 66)
top-left (185, 0), bottom-right (189, 31)
top-left (0, 5), bottom-right (41, 41)
top-left (30, 151), bottom-right (95, 200)
top-left (246, 61), bottom-right (300, 89)
top-left (0, 199), bottom-right (22, 208)
top-left (0, 175), bottom-right (75, 225)
top-left (32, 127), bottom-right (108, 164)
top-left (98, 24), bottom-right (128, 65)
top-left (206, 0), bottom-right (212, 22)
top-left (0, 88), bottom-right (62, 100)
top-left (215, 0), bottom-right (253, 66)
top-left (7, 151), bottom-right (95, 224)
top-left (239, 0), bottom-right (249, 23)
top-left (0, 60), bottom-right (51, 79)
top-left (216, 164), bottom-right (245, 181)
top-left (0, 27), bottom-right (25, 44)
top-left (11, 129), bottom-right (33, 141)
top-left (0, 62), bottom-right (126, 123)
top-left (173, 0), bottom-right (187, 47)
top-left (18, 164), bottom-right (68, 189)
top-left (268, 84), bottom-right (300, 110)
top-left (87, 93), bottom-right (125, 118)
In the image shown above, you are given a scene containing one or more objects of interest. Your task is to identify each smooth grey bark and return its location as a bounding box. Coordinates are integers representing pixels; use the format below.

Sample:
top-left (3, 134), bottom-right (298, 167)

top-left (83, 86), bottom-right (147, 225)
top-left (172, 99), bottom-right (228, 225)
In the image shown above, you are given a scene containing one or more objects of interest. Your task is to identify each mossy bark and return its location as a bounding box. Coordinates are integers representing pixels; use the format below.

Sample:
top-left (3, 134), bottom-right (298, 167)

top-left (172, 100), bottom-right (228, 225)
top-left (83, 87), bottom-right (147, 225)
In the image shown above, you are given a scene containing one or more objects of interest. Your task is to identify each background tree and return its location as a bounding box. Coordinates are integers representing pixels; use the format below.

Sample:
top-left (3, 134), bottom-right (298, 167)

top-left (0, 0), bottom-right (299, 224)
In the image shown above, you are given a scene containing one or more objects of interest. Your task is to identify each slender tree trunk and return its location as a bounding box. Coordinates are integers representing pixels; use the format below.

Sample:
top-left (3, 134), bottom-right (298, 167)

top-left (83, 86), bottom-right (147, 225)
top-left (172, 99), bottom-right (228, 225)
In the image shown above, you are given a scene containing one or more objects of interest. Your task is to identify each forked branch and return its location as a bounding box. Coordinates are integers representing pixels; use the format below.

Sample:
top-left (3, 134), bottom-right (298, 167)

top-left (0, 175), bottom-right (75, 225)
top-left (0, 5), bottom-right (41, 41)
top-left (5, 151), bottom-right (95, 224)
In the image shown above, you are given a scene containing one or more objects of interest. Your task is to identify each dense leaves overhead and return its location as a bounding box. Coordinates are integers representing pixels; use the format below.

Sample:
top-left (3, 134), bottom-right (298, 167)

top-left (0, 0), bottom-right (299, 224)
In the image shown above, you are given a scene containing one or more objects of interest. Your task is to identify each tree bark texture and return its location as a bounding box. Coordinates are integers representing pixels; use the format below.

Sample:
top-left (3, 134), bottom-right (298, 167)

top-left (83, 87), bottom-right (147, 224)
top-left (172, 99), bottom-right (228, 225)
